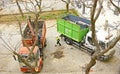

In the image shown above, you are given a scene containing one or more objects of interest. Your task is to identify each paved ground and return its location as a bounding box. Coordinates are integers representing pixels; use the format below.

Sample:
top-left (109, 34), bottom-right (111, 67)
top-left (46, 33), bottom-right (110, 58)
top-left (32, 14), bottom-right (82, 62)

top-left (0, 0), bottom-right (120, 74)
top-left (0, 20), bottom-right (120, 74)
top-left (0, 0), bottom-right (73, 15)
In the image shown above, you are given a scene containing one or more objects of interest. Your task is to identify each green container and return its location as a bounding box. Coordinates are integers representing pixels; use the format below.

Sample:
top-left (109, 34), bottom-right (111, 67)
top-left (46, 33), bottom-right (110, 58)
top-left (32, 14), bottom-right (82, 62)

top-left (57, 15), bottom-right (90, 42)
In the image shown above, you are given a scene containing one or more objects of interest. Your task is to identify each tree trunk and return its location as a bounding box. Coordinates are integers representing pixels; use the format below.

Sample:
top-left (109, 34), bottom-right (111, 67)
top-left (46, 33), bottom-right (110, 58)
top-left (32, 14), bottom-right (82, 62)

top-left (39, 0), bottom-right (42, 12)
top-left (85, 1), bottom-right (100, 74)
top-left (66, 3), bottom-right (69, 12)
top-left (82, 3), bottom-right (85, 14)
top-left (61, 0), bottom-right (69, 12)
top-left (85, 55), bottom-right (96, 74)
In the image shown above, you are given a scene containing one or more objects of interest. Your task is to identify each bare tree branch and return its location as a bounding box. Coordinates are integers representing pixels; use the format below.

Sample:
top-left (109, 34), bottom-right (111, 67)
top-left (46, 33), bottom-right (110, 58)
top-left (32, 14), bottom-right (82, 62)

top-left (0, 36), bottom-right (14, 52)
top-left (16, 0), bottom-right (24, 17)
top-left (61, 0), bottom-right (67, 3)
top-left (91, 0), bottom-right (97, 23)
top-left (85, 0), bottom-right (120, 74)
top-left (13, 15), bottom-right (31, 51)
top-left (12, 51), bottom-right (35, 73)
top-left (98, 35), bottom-right (120, 57)
top-left (35, 0), bottom-right (42, 12)
top-left (0, 37), bottom-right (35, 73)
top-left (22, 0), bottom-right (37, 14)
top-left (110, 0), bottom-right (120, 13)
top-left (94, 0), bottom-right (103, 22)
top-left (91, 0), bottom-right (100, 51)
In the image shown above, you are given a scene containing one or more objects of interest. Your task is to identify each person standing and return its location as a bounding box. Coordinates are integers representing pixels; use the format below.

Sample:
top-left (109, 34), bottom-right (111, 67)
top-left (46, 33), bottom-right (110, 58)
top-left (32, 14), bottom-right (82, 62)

top-left (56, 36), bottom-right (61, 46)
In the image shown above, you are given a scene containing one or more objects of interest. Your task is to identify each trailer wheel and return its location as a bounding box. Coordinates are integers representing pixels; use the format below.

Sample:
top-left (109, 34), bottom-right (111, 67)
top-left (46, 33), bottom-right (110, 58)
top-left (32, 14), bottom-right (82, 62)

top-left (65, 38), bottom-right (72, 45)
top-left (78, 43), bottom-right (82, 47)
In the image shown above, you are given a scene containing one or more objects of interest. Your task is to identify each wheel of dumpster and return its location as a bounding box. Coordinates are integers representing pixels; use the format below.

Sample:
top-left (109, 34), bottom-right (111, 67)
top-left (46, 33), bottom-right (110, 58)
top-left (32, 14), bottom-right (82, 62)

top-left (65, 38), bottom-right (72, 45)
top-left (78, 43), bottom-right (82, 47)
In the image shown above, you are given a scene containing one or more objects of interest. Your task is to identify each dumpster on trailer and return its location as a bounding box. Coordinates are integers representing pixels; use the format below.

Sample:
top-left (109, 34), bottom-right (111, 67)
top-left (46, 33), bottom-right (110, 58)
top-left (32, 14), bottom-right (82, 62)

top-left (17, 18), bottom-right (46, 73)
top-left (57, 14), bottom-right (115, 61)
top-left (57, 14), bottom-right (90, 42)
top-left (22, 20), bottom-right (46, 48)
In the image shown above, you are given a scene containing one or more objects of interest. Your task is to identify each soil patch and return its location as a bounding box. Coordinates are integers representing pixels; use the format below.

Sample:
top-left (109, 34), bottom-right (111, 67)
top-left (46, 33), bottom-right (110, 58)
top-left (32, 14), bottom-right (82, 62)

top-left (52, 50), bottom-right (64, 59)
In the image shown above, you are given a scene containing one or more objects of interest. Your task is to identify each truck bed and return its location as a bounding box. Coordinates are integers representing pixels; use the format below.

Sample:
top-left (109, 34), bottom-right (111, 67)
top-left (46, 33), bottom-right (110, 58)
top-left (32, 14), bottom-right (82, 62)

top-left (23, 21), bottom-right (44, 39)
top-left (57, 14), bottom-right (90, 42)
top-left (62, 14), bottom-right (90, 29)
top-left (22, 20), bottom-right (46, 47)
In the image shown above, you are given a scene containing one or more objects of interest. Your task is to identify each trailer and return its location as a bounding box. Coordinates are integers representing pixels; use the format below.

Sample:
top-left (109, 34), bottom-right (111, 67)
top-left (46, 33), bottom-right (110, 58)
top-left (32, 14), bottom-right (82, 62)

top-left (22, 18), bottom-right (46, 48)
top-left (18, 17), bottom-right (46, 73)
top-left (57, 14), bottom-right (115, 61)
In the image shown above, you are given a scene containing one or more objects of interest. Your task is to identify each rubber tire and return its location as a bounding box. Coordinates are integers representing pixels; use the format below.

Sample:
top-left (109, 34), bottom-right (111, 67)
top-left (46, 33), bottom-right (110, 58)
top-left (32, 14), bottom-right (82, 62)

top-left (65, 38), bottom-right (72, 45)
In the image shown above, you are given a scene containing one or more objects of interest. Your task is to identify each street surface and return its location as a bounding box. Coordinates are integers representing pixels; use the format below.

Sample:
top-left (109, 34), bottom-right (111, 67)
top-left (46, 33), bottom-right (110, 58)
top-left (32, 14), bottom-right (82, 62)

top-left (0, 20), bottom-right (120, 74)
top-left (0, 0), bottom-right (73, 15)
top-left (0, 0), bottom-right (120, 74)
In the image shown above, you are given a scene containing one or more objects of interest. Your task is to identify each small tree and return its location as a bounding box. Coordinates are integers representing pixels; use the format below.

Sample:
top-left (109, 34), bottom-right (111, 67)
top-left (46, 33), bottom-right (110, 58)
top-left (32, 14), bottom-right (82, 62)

top-left (85, 0), bottom-right (120, 74)
top-left (0, 0), bottom-right (43, 74)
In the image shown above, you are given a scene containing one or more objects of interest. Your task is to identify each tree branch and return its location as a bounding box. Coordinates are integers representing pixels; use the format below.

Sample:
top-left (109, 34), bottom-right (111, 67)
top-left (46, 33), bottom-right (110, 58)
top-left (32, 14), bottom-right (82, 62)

top-left (110, 0), bottom-right (120, 13)
top-left (91, 0), bottom-right (98, 21)
top-left (61, 0), bottom-right (67, 3)
top-left (16, 0), bottom-right (24, 17)
top-left (91, 0), bottom-right (100, 51)
top-left (98, 35), bottom-right (120, 57)
top-left (94, 0), bottom-right (103, 22)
